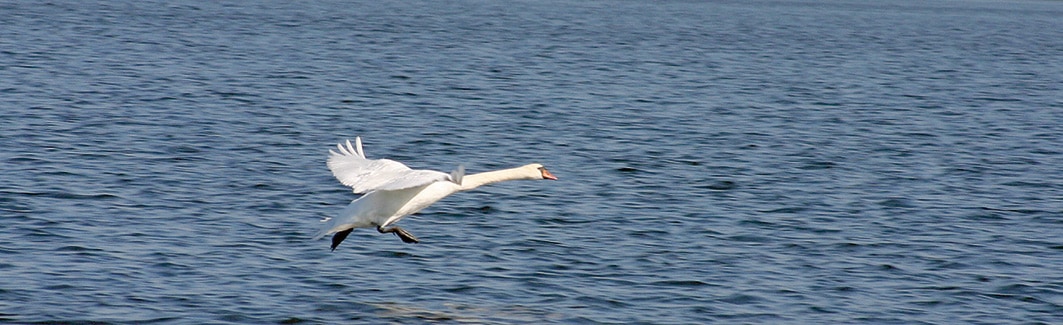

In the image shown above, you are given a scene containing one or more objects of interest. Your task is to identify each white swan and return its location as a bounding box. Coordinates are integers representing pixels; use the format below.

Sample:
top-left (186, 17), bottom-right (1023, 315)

top-left (313, 137), bottom-right (557, 250)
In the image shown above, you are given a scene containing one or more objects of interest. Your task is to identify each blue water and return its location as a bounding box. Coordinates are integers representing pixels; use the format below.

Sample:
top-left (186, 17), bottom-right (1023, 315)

top-left (2, 0), bottom-right (1062, 323)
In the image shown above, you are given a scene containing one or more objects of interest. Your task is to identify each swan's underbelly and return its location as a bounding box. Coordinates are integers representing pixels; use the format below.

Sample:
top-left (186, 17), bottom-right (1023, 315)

top-left (336, 182), bottom-right (460, 229)
top-left (380, 182), bottom-right (458, 226)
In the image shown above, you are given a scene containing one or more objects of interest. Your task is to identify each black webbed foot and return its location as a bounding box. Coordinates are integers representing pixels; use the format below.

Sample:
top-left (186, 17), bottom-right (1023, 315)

top-left (331, 228), bottom-right (354, 251)
top-left (377, 225), bottom-right (420, 244)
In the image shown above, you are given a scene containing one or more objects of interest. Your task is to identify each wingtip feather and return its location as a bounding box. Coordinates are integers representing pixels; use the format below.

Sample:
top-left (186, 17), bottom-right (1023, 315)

top-left (450, 164), bottom-right (465, 185)
top-left (355, 136), bottom-right (365, 158)
top-left (344, 139), bottom-right (355, 156)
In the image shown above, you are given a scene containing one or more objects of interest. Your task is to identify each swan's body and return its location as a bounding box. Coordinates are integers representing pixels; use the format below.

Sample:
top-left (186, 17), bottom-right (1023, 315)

top-left (314, 137), bottom-right (556, 250)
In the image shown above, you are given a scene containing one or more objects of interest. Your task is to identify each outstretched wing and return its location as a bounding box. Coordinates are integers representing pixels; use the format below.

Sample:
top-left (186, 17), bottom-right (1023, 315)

top-left (327, 137), bottom-right (450, 193)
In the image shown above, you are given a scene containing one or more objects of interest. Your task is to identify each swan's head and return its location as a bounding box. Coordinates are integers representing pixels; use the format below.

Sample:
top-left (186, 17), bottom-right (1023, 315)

top-left (523, 163), bottom-right (558, 180)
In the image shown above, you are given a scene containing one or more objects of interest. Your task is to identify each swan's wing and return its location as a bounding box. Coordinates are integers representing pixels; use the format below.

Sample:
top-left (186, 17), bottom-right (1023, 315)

top-left (327, 137), bottom-right (450, 193)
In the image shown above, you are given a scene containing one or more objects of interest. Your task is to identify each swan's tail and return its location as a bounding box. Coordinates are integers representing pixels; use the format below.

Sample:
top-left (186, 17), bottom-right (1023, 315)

top-left (313, 198), bottom-right (366, 240)
top-left (311, 217), bottom-right (338, 240)
top-left (313, 212), bottom-right (357, 240)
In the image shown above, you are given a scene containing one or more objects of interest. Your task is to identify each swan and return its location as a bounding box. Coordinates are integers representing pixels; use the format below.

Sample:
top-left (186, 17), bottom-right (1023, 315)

top-left (313, 137), bottom-right (557, 250)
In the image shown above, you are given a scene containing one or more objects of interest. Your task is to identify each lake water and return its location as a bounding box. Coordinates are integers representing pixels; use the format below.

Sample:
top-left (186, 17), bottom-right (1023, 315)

top-left (2, 0), bottom-right (1061, 323)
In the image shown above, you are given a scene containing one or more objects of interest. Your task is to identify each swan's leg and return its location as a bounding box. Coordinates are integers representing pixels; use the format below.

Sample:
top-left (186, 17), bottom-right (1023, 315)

top-left (377, 225), bottom-right (420, 244)
top-left (331, 228), bottom-right (354, 251)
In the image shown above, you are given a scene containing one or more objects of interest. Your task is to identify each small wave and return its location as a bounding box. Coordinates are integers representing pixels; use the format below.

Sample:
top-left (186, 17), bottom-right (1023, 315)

top-left (650, 279), bottom-right (710, 287)
top-left (758, 207), bottom-right (808, 214)
top-left (55, 245), bottom-right (103, 253)
top-left (1001, 181), bottom-right (1055, 188)
top-left (718, 293), bottom-right (766, 305)
top-left (700, 180), bottom-right (737, 190)
top-left (5, 190), bottom-right (121, 201)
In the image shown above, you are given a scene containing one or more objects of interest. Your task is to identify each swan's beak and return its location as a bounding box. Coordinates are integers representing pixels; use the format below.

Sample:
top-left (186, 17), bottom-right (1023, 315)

top-left (539, 167), bottom-right (558, 180)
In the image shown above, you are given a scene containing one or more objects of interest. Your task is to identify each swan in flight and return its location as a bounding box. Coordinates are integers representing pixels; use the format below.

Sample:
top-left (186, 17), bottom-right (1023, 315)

top-left (313, 137), bottom-right (557, 250)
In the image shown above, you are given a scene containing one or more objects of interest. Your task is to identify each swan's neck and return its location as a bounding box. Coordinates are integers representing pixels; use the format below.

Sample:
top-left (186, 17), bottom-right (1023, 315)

top-left (460, 167), bottom-right (532, 191)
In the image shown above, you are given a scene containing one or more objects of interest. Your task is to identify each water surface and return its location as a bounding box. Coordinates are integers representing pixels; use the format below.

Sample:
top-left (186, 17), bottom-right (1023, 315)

top-left (1, 0), bottom-right (1061, 323)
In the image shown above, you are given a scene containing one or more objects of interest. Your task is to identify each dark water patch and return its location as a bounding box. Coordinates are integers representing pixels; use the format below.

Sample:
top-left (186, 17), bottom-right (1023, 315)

top-left (367, 251), bottom-right (415, 258)
top-left (442, 285), bottom-right (477, 293)
top-left (628, 228), bottom-right (669, 239)
top-left (834, 286), bottom-right (856, 292)
top-left (759, 207), bottom-right (808, 214)
top-left (810, 227), bottom-right (842, 234)
top-left (994, 283), bottom-right (1039, 295)
top-left (0, 199), bottom-right (33, 214)
top-left (903, 131), bottom-right (938, 138)
top-left (18, 226), bottom-right (65, 239)
top-left (279, 316), bottom-right (308, 324)
top-left (150, 261), bottom-right (193, 274)
top-left (535, 216), bottom-right (594, 226)
top-left (808, 306), bottom-right (837, 314)
top-left (799, 161), bottom-right (836, 170)
top-left (8, 190), bottom-right (121, 201)
top-left (1001, 181), bottom-right (1055, 189)
top-left (218, 313), bottom-right (253, 323)
top-left (575, 295), bottom-right (629, 308)
top-left (911, 300), bottom-right (945, 307)
top-left (726, 234), bottom-right (772, 243)
top-left (972, 96), bottom-right (1022, 102)
top-left (41, 284), bottom-right (78, 291)
top-left (738, 218), bottom-right (778, 228)
top-left (55, 245), bottom-right (103, 253)
top-left (700, 180), bottom-right (737, 191)
top-left (5, 156), bottom-right (46, 164)
top-left (979, 206), bottom-right (1046, 215)
top-left (650, 279), bottom-right (710, 287)
top-left (877, 198), bottom-right (915, 208)
top-left (676, 159), bottom-right (701, 166)
top-left (718, 293), bottom-right (765, 305)
top-left (1029, 148), bottom-right (1060, 155)
top-left (963, 210), bottom-right (1009, 221)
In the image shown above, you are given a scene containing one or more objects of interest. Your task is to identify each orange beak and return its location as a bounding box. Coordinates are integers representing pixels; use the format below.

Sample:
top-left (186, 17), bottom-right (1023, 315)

top-left (540, 167), bottom-right (558, 180)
